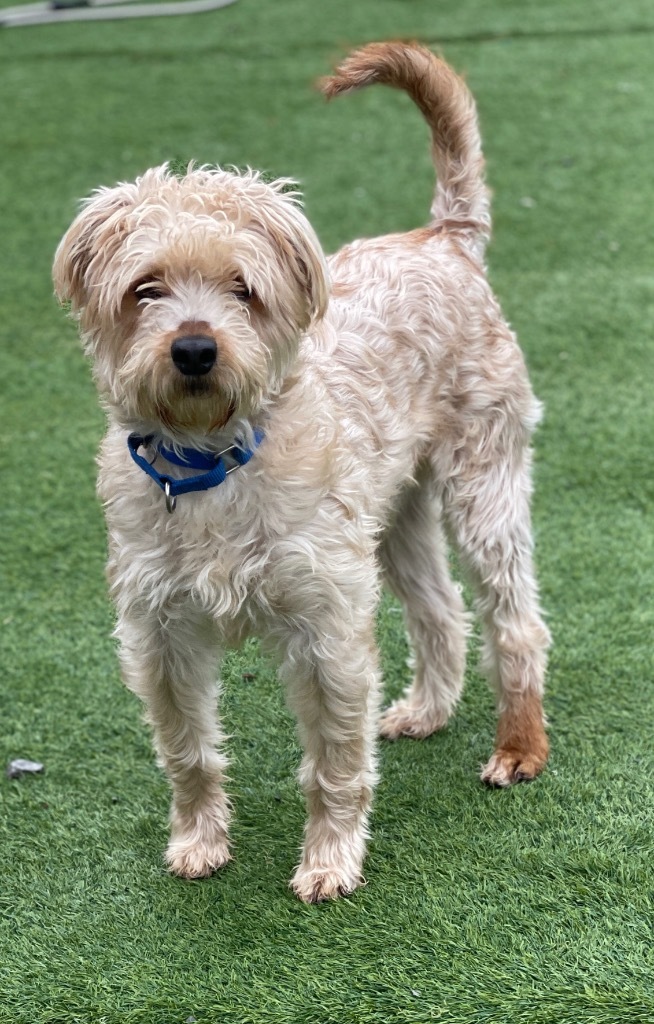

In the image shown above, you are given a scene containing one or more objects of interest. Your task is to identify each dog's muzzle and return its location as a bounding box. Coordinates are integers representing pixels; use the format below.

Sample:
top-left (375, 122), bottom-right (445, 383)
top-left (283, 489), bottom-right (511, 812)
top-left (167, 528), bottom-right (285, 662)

top-left (171, 335), bottom-right (217, 376)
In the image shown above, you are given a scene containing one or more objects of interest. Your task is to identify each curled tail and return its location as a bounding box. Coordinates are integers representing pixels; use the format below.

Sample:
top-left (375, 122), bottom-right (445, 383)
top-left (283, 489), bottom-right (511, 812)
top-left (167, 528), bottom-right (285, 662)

top-left (320, 41), bottom-right (491, 259)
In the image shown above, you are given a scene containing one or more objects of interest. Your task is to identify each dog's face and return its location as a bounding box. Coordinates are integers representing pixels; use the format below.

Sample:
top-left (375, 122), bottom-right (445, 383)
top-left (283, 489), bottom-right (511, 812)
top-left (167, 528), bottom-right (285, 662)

top-left (53, 166), bottom-right (329, 439)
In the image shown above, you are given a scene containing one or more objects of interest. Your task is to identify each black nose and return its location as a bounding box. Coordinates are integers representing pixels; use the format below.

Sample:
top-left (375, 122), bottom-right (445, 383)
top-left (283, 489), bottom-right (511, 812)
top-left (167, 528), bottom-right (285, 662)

top-left (171, 335), bottom-right (217, 376)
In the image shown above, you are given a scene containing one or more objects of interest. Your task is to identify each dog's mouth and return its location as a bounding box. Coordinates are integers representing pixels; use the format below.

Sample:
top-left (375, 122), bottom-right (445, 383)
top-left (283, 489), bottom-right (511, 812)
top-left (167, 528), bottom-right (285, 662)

top-left (177, 375), bottom-right (237, 426)
top-left (183, 377), bottom-right (212, 398)
top-left (154, 385), bottom-right (237, 433)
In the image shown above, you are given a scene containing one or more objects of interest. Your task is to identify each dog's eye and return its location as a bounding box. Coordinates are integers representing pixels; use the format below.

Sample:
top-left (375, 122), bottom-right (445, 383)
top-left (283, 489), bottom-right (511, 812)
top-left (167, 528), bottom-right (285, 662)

top-left (232, 278), bottom-right (252, 302)
top-left (135, 283), bottom-right (167, 302)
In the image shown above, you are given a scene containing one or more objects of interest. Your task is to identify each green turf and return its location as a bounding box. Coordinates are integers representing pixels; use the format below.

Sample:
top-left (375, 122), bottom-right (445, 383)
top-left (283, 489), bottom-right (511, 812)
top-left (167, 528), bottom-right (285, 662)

top-left (1, 1), bottom-right (654, 1022)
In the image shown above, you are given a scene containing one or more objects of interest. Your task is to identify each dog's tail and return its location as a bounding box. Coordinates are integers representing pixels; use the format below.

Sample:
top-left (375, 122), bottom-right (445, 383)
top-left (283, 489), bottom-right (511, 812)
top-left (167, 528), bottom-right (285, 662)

top-left (319, 41), bottom-right (491, 259)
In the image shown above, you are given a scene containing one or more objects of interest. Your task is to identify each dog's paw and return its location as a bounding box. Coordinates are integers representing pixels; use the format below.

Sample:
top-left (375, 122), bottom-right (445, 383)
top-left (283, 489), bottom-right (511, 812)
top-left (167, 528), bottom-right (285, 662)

top-left (290, 863), bottom-right (364, 903)
top-left (480, 748), bottom-right (547, 787)
top-left (378, 698), bottom-right (449, 740)
top-left (165, 836), bottom-right (231, 879)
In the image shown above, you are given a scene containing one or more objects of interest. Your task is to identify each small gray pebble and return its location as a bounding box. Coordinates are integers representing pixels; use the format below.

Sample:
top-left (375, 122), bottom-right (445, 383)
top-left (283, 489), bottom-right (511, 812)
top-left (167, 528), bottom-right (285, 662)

top-left (7, 759), bottom-right (45, 779)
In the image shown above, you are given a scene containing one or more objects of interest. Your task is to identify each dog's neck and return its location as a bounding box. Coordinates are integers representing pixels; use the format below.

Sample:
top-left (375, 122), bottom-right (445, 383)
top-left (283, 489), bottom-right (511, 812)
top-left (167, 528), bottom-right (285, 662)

top-left (127, 424), bottom-right (265, 513)
top-left (127, 413), bottom-right (261, 461)
top-left (119, 357), bottom-right (305, 458)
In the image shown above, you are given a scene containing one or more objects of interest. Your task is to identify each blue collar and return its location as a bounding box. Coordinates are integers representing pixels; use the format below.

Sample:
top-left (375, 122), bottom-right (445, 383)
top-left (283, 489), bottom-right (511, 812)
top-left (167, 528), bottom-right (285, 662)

top-left (127, 427), bottom-right (264, 513)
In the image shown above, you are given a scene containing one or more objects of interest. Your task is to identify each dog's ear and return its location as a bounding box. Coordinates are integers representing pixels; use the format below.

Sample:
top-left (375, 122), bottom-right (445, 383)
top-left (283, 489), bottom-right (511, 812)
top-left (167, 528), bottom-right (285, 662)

top-left (282, 208), bottom-right (330, 328)
top-left (251, 195), bottom-right (330, 329)
top-left (53, 185), bottom-right (134, 312)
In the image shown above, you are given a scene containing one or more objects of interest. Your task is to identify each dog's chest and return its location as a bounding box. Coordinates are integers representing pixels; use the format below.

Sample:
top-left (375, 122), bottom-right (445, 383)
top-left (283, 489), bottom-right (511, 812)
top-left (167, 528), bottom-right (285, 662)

top-left (147, 497), bottom-right (271, 619)
top-left (106, 459), bottom-right (301, 638)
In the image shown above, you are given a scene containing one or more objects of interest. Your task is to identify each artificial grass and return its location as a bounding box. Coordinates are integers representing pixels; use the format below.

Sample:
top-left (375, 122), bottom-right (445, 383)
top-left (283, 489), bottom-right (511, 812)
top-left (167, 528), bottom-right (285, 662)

top-left (1, 1), bottom-right (654, 1022)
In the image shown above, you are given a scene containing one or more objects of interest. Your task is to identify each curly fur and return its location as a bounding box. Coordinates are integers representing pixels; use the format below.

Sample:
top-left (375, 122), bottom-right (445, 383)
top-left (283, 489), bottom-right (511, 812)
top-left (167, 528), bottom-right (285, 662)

top-left (53, 41), bottom-right (550, 902)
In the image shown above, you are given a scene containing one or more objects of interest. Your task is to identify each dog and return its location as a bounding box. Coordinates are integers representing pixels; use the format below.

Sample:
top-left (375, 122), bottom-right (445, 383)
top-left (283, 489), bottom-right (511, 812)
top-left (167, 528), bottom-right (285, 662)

top-left (53, 42), bottom-right (550, 902)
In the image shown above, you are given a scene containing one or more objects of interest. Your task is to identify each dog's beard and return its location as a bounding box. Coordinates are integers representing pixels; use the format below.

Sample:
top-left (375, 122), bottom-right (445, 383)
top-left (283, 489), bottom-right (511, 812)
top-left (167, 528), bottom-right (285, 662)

top-left (110, 335), bottom-right (270, 437)
top-left (96, 283), bottom-right (303, 439)
top-left (184, 377), bottom-right (211, 398)
top-left (130, 373), bottom-right (241, 434)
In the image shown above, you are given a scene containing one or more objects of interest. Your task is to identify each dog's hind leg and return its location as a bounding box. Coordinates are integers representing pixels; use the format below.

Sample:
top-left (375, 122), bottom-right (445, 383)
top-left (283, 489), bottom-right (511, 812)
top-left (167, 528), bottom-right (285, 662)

top-left (117, 602), bottom-right (231, 878)
top-left (439, 402), bottom-right (551, 786)
top-left (378, 464), bottom-right (468, 740)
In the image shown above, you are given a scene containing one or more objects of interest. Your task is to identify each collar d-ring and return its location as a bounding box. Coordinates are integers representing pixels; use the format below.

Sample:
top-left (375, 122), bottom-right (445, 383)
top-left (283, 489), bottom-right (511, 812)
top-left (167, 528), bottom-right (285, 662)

top-left (164, 480), bottom-right (177, 514)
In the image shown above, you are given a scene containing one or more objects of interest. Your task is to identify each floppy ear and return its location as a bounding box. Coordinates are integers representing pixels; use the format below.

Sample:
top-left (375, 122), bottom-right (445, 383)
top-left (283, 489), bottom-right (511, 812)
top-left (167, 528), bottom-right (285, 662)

top-left (282, 203), bottom-right (330, 327)
top-left (251, 192), bottom-right (330, 329)
top-left (53, 185), bottom-right (134, 312)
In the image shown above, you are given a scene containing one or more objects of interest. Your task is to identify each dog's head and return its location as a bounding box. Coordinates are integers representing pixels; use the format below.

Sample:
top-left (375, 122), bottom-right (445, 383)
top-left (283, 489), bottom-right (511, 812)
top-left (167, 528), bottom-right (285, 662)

top-left (53, 165), bottom-right (329, 439)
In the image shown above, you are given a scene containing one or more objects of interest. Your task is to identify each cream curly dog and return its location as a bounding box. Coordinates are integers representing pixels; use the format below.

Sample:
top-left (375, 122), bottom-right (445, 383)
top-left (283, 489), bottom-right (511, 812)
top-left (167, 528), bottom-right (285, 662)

top-left (53, 42), bottom-right (550, 902)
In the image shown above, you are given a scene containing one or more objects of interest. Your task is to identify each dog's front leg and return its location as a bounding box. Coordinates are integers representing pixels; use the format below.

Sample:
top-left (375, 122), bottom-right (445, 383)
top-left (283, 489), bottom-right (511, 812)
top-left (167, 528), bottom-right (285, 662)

top-left (276, 589), bottom-right (381, 903)
top-left (116, 602), bottom-right (231, 879)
